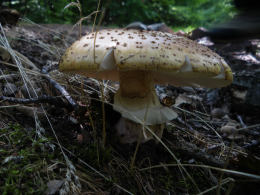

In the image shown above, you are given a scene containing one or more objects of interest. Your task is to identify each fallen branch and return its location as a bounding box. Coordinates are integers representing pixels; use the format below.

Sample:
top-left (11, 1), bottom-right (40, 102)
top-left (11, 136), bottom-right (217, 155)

top-left (0, 95), bottom-right (68, 107)
top-left (41, 67), bottom-right (78, 110)
top-left (44, 75), bottom-right (78, 108)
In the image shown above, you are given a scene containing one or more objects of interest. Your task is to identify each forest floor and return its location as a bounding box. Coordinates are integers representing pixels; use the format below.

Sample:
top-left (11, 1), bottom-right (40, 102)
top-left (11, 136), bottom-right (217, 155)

top-left (0, 22), bottom-right (260, 194)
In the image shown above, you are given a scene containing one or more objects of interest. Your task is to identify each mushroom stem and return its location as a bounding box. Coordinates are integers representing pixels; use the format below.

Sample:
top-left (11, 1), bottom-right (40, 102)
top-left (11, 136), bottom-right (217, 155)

top-left (113, 70), bottom-right (177, 143)
top-left (117, 70), bottom-right (159, 112)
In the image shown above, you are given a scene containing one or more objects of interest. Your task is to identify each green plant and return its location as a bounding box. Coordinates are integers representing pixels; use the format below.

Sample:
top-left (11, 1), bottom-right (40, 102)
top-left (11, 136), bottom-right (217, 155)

top-left (3, 0), bottom-right (236, 28)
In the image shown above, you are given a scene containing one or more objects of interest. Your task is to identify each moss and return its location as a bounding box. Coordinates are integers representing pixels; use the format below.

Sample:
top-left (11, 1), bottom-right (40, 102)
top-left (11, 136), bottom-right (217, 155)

top-left (0, 124), bottom-right (61, 194)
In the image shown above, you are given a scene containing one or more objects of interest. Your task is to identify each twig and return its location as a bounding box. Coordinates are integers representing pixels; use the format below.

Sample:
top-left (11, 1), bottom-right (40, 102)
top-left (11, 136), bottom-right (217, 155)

top-left (41, 73), bottom-right (78, 110)
top-left (236, 124), bottom-right (260, 136)
top-left (237, 124), bottom-right (260, 132)
top-left (140, 164), bottom-right (260, 179)
top-left (0, 95), bottom-right (67, 107)
top-left (198, 178), bottom-right (234, 195)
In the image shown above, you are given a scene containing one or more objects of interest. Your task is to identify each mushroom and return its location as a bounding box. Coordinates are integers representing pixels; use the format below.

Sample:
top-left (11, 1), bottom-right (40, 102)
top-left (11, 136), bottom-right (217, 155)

top-left (59, 29), bottom-right (233, 143)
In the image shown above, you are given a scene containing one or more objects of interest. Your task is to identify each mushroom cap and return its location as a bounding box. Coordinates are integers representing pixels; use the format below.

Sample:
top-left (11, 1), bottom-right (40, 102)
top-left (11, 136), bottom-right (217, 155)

top-left (59, 29), bottom-right (233, 88)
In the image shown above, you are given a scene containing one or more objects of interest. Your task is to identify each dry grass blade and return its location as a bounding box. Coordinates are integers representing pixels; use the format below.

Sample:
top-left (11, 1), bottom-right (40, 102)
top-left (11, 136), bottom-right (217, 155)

top-left (237, 124), bottom-right (260, 131)
top-left (64, 0), bottom-right (82, 38)
top-left (0, 60), bottom-right (43, 76)
top-left (72, 11), bottom-right (99, 32)
top-left (64, 2), bottom-right (81, 13)
top-left (198, 178), bottom-right (234, 195)
top-left (0, 45), bottom-right (39, 71)
top-left (140, 163), bottom-right (260, 179)
top-left (60, 145), bottom-right (134, 195)
top-left (0, 24), bottom-right (82, 193)
top-left (92, 0), bottom-right (102, 32)
top-left (145, 125), bottom-right (200, 192)
top-left (99, 81), bottom-right (106, 148)
top-left (122, 111), bottom-right (200, 192)
top-left (173, 105), bottom-right (223, 139)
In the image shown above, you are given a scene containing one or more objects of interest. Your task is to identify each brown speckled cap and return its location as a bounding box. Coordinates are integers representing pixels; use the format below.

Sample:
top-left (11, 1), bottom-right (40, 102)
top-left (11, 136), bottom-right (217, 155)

top-left (59, 28), bottom-right (233, 88)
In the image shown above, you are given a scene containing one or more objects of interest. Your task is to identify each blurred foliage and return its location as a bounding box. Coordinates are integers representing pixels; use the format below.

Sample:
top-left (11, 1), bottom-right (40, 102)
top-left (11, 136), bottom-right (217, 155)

top-left (1, 0), bottom-right (236, 28)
